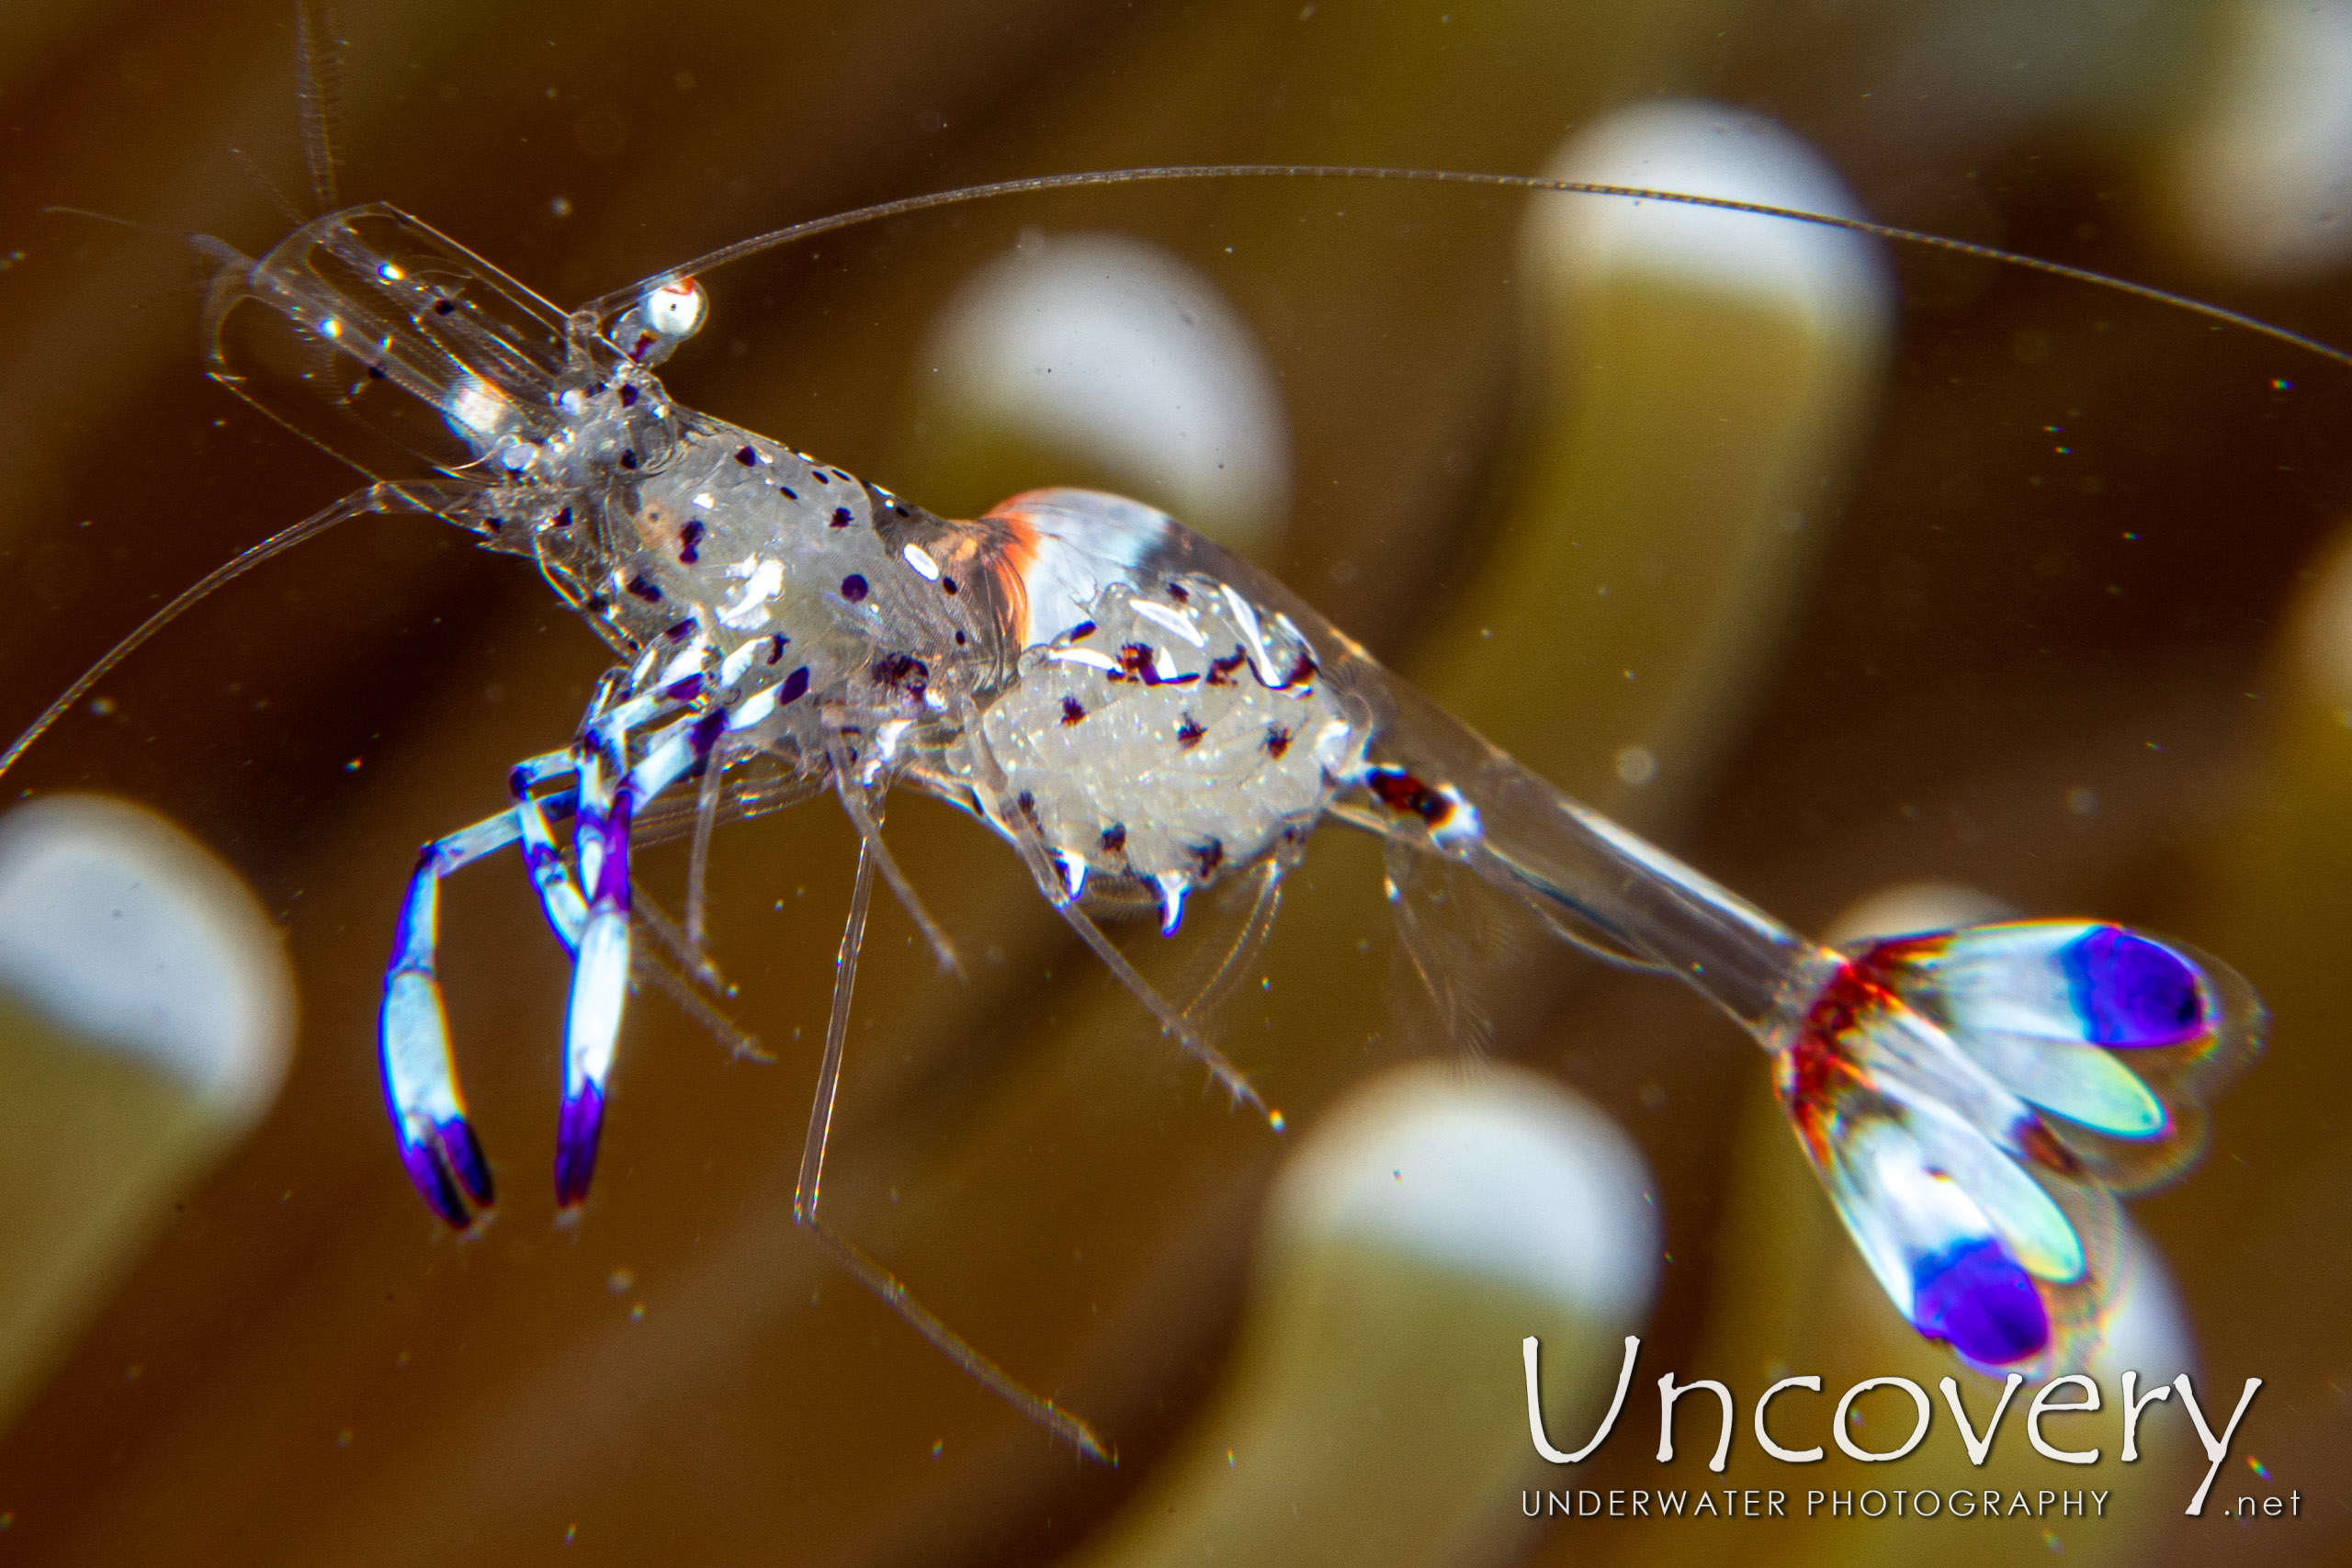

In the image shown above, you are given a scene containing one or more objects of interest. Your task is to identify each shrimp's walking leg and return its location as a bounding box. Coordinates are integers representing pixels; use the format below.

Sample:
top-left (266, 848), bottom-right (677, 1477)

top-left (381, 808), bottom-right (526, 1226)
top-left (682, 739), bottom-right (729, 964)
top-left (555, 707), bottom-right (708, 1205)
top-left (518, 744), bottom-right (767, 1054)
top-left (790, 844), bottom-right (1113, 1463)
top-left (824, 726), bottom-right (964, 976)
top-left (512, 750), bottom-right (589, 949)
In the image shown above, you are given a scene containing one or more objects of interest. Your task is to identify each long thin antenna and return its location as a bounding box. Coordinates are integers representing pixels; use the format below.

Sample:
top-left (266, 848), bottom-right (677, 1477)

top-left (588, 165), bottom-right (2352, 374)
top-left (0, 483), bottom-right (405, 784)
top-left (294, 1), bottom-right (345, 215)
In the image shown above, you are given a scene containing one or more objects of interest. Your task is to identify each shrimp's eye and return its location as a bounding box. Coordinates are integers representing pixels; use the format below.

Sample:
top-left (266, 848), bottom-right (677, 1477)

top-left (616, 276), bottom-right (707, 365)
top-left (645, 277), bottom-right (706, 338)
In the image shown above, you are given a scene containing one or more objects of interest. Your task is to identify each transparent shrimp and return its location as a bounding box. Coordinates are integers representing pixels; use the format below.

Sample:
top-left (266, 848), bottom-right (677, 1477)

top-left (2, 164), bottom-right (2289, 1460)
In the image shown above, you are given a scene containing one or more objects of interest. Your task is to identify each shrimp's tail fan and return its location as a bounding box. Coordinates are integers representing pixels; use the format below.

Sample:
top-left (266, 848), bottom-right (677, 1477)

top-left (1769, 920), bottom-right (2261, 1373)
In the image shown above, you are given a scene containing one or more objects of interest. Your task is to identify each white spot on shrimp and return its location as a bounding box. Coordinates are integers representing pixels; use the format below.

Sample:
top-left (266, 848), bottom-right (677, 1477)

top-left (1129, 597), bottom-right (1207, 648)
top-left (901, 543), bottom-right (942, 581)
top-left (443, 375), bottom-right (511, 442)
top-left (727, 684), bottom-right (780, 730)
top-left (1047, 648), bottom-right (1121, 673)
top-left (718, 556), bottom-right (785, 629)
top-left (1220, 583), bottom-right (1279, 684)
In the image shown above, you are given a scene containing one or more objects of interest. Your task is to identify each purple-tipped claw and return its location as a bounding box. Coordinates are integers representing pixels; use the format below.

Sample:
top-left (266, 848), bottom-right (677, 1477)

top-left (554, 1084), bottom-right (606, 1209)
top-left (556, 906), bottom-right (630, 1208)
top-left (398, 1117), bottom-right (497, 1228)
top-left (400, 1138), bottom-right (473, 1228)
top-left (439, 1116), bottom-right (495, 1209)
top-left (382, 871), bottom-right (495, 1227)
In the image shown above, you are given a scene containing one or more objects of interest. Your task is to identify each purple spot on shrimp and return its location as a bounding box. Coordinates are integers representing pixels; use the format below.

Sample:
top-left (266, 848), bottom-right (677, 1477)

top-left (735, 445), bottom-right (759, 465)
top-left (840, 574), bottom-right (868, 603)
top-left (831, 506), bottom-right (853, 528)
top-left (766, 633), bottom-right (787, 664)
top-left (619, 449), bottom-right (639, 469)
top-left (692, 709), bottom-right (727, 753)
top-left (678, 519), bottom-right (705, 565)
top-left (1100, 823), bottom-right (1127, 854)
top-left (942, 576), bottom-right (959, 595)
top-left (553, 1085), bottom-right (607, 1208)
top-left (663, 617), bottom-right (695, 641)
top-left (625, 575), bottom-right (662, 603)
top-left (780, 486), bottom-right (797, 501)
top-left (662, 674), bottom-right (704, 704)
top-left (1909, 1237), bottom-right (2049, 1365)
top-left (778, 666), bottom-right (810, 705)
top-left (2060, 926), bottom-right (2205, 1047)
top-left (617, 384), bottom-right (640, 408)
top-left (1069, 621), bottom-right (1097, 640)
top-left (872, 652), bottom-right (929, 699)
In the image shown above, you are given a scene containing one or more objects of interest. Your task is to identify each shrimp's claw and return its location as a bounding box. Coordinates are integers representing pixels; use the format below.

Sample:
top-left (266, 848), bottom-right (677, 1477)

top-left (556, 905), bottom-right (629, 1207)
top-left (382, 993), bottom-right (494, 1226)
top-left (381, 852), bottom-right (495, 1227)
top-left (553, 1082), bottom-right (607, 1210)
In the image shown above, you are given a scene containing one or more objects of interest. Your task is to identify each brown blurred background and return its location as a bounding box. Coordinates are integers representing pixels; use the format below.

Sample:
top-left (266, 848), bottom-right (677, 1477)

top-left (0, 0), bottom-right (2348, 1563)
